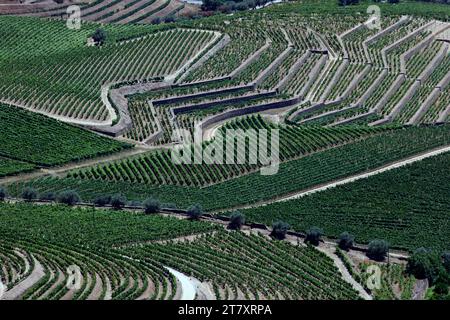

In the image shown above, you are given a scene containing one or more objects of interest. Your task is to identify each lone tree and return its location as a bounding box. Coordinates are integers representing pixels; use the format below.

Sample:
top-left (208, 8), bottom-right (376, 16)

top-left (111, 194), bottom-right (127, 210)
top-left (92, 28), bottom-right (107, 46)
top-left (406, 248), bottom-right (443, 284)
top-left (22, 187), bottom-right (38, 202)
top-left (305, 227), bottom-right (323, 246)
top-left (367, 239), bottom-right (389, 261)
top-left (0, 187), bottom-right (6, 201)
top-left (271, 221), bottom-right (290, 240)
top-left (143, 197), bottom-right (161, 214)
top-left (228, 211), bottom-right (245, 230)
top-left (187, 204), bottom-right (203, 220)
top-left (93, 195), bottom-right (111, 207)
top-left (338, 232), bottom-right (355, 251)
top-left (57, 190), bottom-right (80, 206)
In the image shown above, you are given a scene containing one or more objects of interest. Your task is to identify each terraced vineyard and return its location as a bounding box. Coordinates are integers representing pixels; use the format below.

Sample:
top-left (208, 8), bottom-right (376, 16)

top-left (1, 0), bottom-right (450, 302)
top-left (8, 125), bottom-right (450, 211)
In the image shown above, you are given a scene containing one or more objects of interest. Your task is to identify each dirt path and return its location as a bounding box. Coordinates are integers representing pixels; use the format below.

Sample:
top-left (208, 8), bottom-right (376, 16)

top-left (223, 144), bottom-right (450, 211)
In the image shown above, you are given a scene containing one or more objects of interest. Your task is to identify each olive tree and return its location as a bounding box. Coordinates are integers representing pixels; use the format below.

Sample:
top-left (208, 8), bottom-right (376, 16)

top-left (22, 187), bottom-right (38, 202)
top-left (111, 194), bottom-right (127, 210)
top-left (338, 232), bottom-right (355, 251)
top-left (57, 190), bottom-right (80, 206)
top-left (0, 187), bottom-right (6, 201)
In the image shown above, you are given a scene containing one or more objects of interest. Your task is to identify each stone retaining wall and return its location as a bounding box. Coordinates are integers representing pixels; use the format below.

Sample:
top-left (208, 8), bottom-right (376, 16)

top-left (299, 104), bottom-right (358, 125)
top-left (437, 103), bottom-right (450, 123)
top-left (381, 21), bottom-right (434, 69)
top-left (340, 64), bottom-right (372, 101)
top-left (229, 38), bottom-right (272, 78)
top-left (389, 80), bottom-right (421, 120)
top-left (416, 43), bottom-right (448, 82)
top-left (253, 45), bottom-right (294, 87)
top-left (153, 84), bottom-right (254, 106)
top-left (288, 100), bottom-right (341, 122)
top-left (328, 111), bottom-right (375, 127)
top-left (359, 69), bottom-right (388, 109)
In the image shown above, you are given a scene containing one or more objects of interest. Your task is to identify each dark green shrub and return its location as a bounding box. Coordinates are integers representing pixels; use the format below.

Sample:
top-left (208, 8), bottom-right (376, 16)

top-left (40, 192), bottom-right (56, 201)
top-left (93, 195), bottom-right (111, 207)
top-left (111, 194), bottom-right (126, 210)
top-left (92, 29), bottom-right (107, 45)
top-left (406, 248), bottom-right (443, 284)
top-left (0, 187), bottom-right (6, 201)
